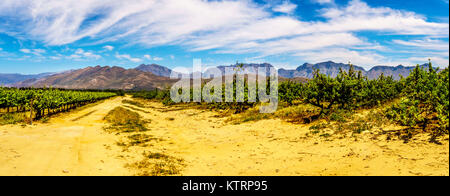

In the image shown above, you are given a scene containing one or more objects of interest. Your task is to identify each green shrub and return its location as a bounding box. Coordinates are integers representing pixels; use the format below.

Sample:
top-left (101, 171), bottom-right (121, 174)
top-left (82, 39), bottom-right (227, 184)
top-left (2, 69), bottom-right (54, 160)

top-left (387, 63), bottom-right (449, 136)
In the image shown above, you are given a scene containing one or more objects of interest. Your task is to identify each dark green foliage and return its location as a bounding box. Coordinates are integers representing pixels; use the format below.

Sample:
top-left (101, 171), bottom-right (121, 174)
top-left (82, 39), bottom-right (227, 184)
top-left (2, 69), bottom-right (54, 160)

top-left (303, 69), bottom-right (340, 115)
top-left (0, 87), bottom-right (117, 120)
top-left (387, 62), bottom-right (449, 135)
top-left (278, 80), bottom-right (303, 105)
top-left (131, 89), bottom-right (174, 106)
top-left (129, 62), bottom-right (449, 136)
top-left (294, 64), bottom-right (402, 116)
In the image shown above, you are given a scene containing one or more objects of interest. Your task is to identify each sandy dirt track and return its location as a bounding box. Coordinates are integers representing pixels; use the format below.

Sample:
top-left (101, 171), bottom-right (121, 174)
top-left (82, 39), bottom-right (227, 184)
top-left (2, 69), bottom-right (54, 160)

top-left (0, 97), bottom-right (129, 176)
top-left (0, 96), bottom-right (448, 176)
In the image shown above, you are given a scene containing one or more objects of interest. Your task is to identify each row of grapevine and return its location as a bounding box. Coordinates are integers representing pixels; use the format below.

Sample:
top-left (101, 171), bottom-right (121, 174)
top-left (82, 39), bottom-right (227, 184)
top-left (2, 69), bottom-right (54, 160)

top-left (0, 87), bottom-right (118, 122)
top-left (131, 77), bottom-right (277, 113)
top-left (279, 64), bottom-right (402, 114)
top-left (133, 64), bottom-right (401, 114)
top-left (131, 62), bottom-right (449, 136)
top-left (387, 63), bottom-right (449, 136)
top-left (278, 62), bottom-right (449, 135)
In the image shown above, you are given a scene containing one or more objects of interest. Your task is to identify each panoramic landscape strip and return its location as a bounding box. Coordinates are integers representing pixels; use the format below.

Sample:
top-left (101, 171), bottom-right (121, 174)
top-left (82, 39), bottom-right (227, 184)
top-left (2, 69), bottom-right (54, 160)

top-left (0, 0), bottom-right (448, 184)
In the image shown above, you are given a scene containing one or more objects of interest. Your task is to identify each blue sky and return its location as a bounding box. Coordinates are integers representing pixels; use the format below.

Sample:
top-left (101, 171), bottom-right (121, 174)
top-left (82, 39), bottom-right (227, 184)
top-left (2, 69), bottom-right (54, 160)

top-left (0, 0), bottom-right (448, 74)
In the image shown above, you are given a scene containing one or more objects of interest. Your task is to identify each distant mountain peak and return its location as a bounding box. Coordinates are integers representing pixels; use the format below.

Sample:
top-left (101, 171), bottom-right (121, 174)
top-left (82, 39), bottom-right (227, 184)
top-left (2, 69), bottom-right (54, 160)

top-left (14, 65), bottom-right (176, 90)
top-left (280, 61), bottom-right (421, 80)
top-left (0, 72), bottom-right (55, 86)
top-left (135, 64), bottom-right (172, 77)
top-left (4, 61), bottom-right (434, 89)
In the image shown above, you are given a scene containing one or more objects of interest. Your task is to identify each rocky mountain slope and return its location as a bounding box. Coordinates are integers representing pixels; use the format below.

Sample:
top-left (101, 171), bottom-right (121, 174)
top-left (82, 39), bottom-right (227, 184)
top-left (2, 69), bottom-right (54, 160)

top-left (14, 66), bottom-right (176, 90)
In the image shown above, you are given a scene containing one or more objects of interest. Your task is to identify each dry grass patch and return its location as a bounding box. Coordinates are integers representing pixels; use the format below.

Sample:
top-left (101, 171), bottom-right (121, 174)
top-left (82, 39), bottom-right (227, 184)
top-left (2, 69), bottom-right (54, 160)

top-left (275, 104), bottom-right (321, 124)
top-left (128, 151), bottom-right (185, 176)
top-left (0, 112), bottom-right (28, 125)
top-left (104, 107), bottom-right (149, 133)
top-left (127, 134), bottom-right (163, 147)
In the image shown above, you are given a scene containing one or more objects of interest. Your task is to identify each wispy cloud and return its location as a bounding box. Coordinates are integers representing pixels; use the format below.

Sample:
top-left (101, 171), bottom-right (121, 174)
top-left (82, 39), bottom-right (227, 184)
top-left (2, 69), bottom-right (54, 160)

top-left (272, 1), bottom-right (297, 14)
top-left (143, 54), bottom-right (164, 61)
top-left (19, 48), bottom-right (46, 56)
top-left (393, 38), bottom-right (449, 51)
top-left (0, 47), bottom-right (14, 58)
top-left (75, 48), bottom-right (101, 59)
top-left (312, 0), bottom-right (335, 5)
top-left (103, 45), bottom-right (114, 51)
top-left (50, 55), bottom-right (62, 60)
top-left (153, 56), bottom-right (163, 61)
top-left (115, 52), bottom-right (142, 62)
top-left (0, 0), bottom-right (448, 68)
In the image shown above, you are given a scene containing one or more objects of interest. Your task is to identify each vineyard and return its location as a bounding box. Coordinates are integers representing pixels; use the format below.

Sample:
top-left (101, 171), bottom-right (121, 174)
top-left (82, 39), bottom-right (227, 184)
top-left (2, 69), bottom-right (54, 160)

top-left (132, 62), bottom-right (449, 137)
top-left (0, 87), bottom-right (118, 123)
top-left (2, 62), bottom-right (447, 135)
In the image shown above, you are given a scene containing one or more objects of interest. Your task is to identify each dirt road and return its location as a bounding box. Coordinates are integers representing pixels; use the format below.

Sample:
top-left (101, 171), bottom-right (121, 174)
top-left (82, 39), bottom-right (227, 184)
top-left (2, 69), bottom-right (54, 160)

top-left (0, 96), bottom-right (448, 176)
top-left (124, 99), bottom-right (449, 176)
top-left (0, 97), bottom-right (129, 176)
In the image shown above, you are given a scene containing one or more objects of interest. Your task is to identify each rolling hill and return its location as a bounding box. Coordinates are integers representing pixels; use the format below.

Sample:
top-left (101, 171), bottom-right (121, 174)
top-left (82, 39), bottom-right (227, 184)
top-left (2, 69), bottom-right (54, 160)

top-left (14, 66), bottom-right (176, 90)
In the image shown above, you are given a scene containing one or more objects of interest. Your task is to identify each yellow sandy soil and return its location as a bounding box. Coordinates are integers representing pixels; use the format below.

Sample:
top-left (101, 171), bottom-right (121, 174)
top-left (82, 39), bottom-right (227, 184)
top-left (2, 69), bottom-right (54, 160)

top-left (0, 96), bottom-right (448, 176)
top-left (0, 97), bottom-right (128, 176)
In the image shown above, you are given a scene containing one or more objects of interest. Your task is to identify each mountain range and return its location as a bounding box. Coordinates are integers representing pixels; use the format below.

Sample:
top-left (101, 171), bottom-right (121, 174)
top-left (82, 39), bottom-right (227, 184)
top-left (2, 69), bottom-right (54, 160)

top-left (0, 72), bottom-right (55, 86)
top-left (13, 65), bottom-right (176, 90)
top-left (278, 61), bottom-right (419, 80)
top-left (2, 61), bottom-right (428, 90)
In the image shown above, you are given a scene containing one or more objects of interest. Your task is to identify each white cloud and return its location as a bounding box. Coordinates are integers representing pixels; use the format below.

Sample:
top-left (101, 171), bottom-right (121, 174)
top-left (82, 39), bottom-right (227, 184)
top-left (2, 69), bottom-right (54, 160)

top-left (312, 0), bottom-right (334, 4)
top-left (0, 0), bottom-right (448, 67)
top-left (153, 56), bottom-right (163, 61)
top-left (143, 54), bottom-right (163, 61)
top-left (0, 0), bottom-right (267, 46)
top-left (294, 48), bottom-right (387, 69)
top-left (169, 55), bottom-right (175, 60)
top-left (19, 48), bottom-right (46, 56)
top-left (50, 55), bottom-right (62, 60)
top-left (215, 33), bottom-right (365, 55)
top-left (272, 1), bottom-right (297, 14)
top-left (103, 45), bottom-right (114, 51)
top-left (317, 1), bottom-right (448, 36)
top-left (115, 52), bottom-right (142, 62)
top-left (33, 49), bottom-right (46, 54)
top-left (67, 54), bottom-right (82, 59)
top-left (185, 0), bottom-right (447, 58)
top-left (20, 49), bottom-right (31, 53)
top-left (393, 38), bottom-right (449, 51)
top-left (2, 0), bottom-right (447, 48)
top-left (74, 48), bottom-right (101, 59)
